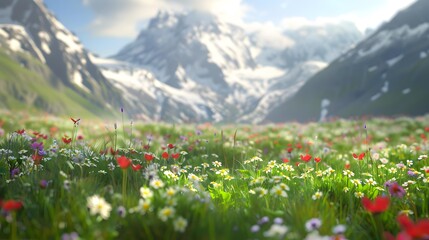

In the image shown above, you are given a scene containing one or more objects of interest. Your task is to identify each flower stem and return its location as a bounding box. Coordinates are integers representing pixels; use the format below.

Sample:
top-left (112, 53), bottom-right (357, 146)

top-left (122, 168), bottom-right (127, 204)
top-left (11, 212), bottom-right (17, 240)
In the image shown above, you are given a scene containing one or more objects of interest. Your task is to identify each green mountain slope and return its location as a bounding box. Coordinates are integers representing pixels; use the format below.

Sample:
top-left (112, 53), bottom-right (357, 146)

top-left (0, 49), bottom-right (116, 118)
top-left (266, 0), bottom-right (429, 122)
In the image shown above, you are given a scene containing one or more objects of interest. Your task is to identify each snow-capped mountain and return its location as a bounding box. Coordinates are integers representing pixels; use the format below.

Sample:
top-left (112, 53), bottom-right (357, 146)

top-left (101, 11), bottom-right (361, 123)
top-left (266, 0), bottom-right (429, 122)
top-left (0, 0), bottom-right (122, 112)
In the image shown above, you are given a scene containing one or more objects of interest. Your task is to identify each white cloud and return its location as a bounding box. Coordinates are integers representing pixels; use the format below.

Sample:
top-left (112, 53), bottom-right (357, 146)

top-left (279, 0), bottom-right (416, 33)
top-left (246, 22), bottom-right (294, 49)
top-left (82, 0), bottom-right (248, 37)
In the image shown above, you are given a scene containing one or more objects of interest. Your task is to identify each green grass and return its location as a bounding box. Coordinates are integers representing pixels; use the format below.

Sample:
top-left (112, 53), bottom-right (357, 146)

top-left (0, 113), bottom-right (428, 239)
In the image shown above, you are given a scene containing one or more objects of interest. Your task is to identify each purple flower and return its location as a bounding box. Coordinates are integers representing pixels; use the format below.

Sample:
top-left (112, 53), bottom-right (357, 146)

top-left (388, 182), bottom-right (406, 198)
top-left (258, 216), bottom-right (270, 225)
top-left (117, 206), bottom-right (126, 218)
top-left (10, 168), bottom-right (19, 178)
top-left (407, 170), bottom-right (417, 177)
top-left (61, 232), bottom-right (79, 240)
top-left (31, 142), bottom-right (44, 152)
top-left (273, 217), bottom-right (283, 225)
top-left (305, 218), bottom-right (322, 232)
top-left (250, 225), bottom-right (260, 232)
top-left (120, 107), bottom-right (124, 113)
top-left (40, 179), bottom-right (48, 189)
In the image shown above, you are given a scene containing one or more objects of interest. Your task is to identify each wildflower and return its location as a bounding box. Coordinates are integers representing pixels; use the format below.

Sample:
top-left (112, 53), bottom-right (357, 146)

top-left (343, 187), bottom-right (350, 193)
top-left (132, 164), bottom-right (142, 171)
top-left (354, 191), bottom-right (364, 198)
top-left (258, 216), bottom-right (270, 225)
top-left (158, 206), bottom-right (175, 222)
top-left (365, 178), bottom-right (377, 186)
top-left (161, 152), bottom-right (169, 159)
top-left (1, 200), bottom-right (23, 211)
top-left (263, 224), bottom-right (289, 238)
top-left (352, 152), bottom-right (365, 160)
top-left (305, 218), bottom-right (322, 232)
top-left (144, 153), bottom-right (154, 161)
top-left (274, 217), bottom-right (283, 225)
top-left (10, 168), bottom-right (19, 178)
top-left (312, 190), bottom-right (323, 200)
top-left (117, 206), bottom-right (126, 218)
top-left (270, 186), bottom-right (288, 198)
top-left (314, 157), bottom-right (322, 163)
top-left (351, 179), bottom-right (362, 186)
top-left (132, 199), bottom-right (152, 214)
top-left (332, 224), bottom-right (346, 234)
top-left (213, 161), bottom-right (222, 167)
top-left (397, 214), bottom-right (429, 239)
top-left (117, 156), bottom-right (131, 169)
top-left (362, 196), bottom-right (389, 214)
top-left (165, 187), bottom-right (176, 198)
top-left (150, 179), bottom-right (165, 189)
top-left (300, 154), bottom-right (312, 162)
top-left (16, 129), bottom-right (25, 135)
top-left (40, 179), bottom-right (48, 189)
top-left (250, 225), bottom-right (260, 232)
top-left (388, 182), bottom-right (406, 198)
top-left (87, 195), bottom-right (112, 220)
top-left (343, 170), bottom-right (354, 177)
top-left (173, 216), bottom-right (188, 233)
top-left (171, 153), bottom-right (180, 159)
top-left (61, 232), bottom-right (79, 240)
top-left (62, 137), bottom-right (72, 145)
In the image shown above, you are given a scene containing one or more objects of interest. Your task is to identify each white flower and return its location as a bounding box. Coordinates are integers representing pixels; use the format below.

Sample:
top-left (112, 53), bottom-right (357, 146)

top-left (312, 190), bottom-right (323, 200)
top-left (131, 199), bottom-right (152, 214)
top-left (140, 186), bottom-right (154, 199)
top-left (150, 179), bottom-right (165, 189)
top-left (87, 195), bottom-right (112, 220)
top-left (263, 224), bottom-right (288, 238)
top-left (173, 216), bottom-right (188, 233)
top-left (158, 207), bottom-right (175, 222)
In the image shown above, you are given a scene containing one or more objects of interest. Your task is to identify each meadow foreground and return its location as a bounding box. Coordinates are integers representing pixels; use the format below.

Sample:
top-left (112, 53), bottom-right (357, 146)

top-left (0, 112), bottom-right (428, 239)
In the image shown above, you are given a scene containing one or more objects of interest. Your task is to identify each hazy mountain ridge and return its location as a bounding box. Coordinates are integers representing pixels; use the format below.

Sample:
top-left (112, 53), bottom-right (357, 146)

top-left (266, 0), bottom-right (429, 122)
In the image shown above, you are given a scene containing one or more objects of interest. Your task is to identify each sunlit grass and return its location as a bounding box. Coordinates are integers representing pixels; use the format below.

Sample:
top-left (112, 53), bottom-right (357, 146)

top-left (0, 112), bottom-right (428, 239)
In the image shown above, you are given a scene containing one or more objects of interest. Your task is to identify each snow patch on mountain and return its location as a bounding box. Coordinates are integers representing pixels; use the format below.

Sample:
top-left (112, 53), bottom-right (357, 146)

top-left (357, 23), bottom-right (429, 58)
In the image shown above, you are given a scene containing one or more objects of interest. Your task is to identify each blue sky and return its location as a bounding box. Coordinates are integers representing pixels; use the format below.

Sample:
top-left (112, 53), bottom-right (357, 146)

top-left (43, 0), bottom-right (416, 57)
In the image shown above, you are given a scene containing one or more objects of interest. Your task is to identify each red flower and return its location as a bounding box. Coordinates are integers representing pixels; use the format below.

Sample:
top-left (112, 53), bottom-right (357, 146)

top-left (296, 143), bottom-right (302, 149)
top-left (32, 153), bottom-right (43, 165)
top-left (397, 214), bottom-right (429, 238)
top-left (287, 147), bottom-right (293, 153)
top-left (345, 162), bottom-right (351, 169)
top-left (109, 147), bottom-right (118, 156)
top-left (362, 196), bottom-right (390, 214)
top-left (2, 200), bottom-right (23, 211)
top-left (282, 158), bottom-right (290, 163)
top-left (16, 129), bottom-right (25, 135)
top-left (144, 153), bottom-right (154, 161)
top-left (161, 152), bottom-right (169, 159)
top-left (167, 143), bottom-right (175, 149)
top-left (117, 155), bottom-right (131, 169)
top-left (420, 134), bottom-right (427, 141)
top-left (314, 157), bottom-right (321, 163)
top-left (70, 117), bottom-right (80, 124)
top-left (132, 164), bottom-right (142, 171)
top-left (62, 137), bottom-right (72, 144)
top-left (300, 154), bottom-right (312, 162)
top-left (171, 153), bottom-right (180, 159)
top-left (425, 127), bottom-right (429, 132)
top-left (352, 152), bottom-right (365, 160)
